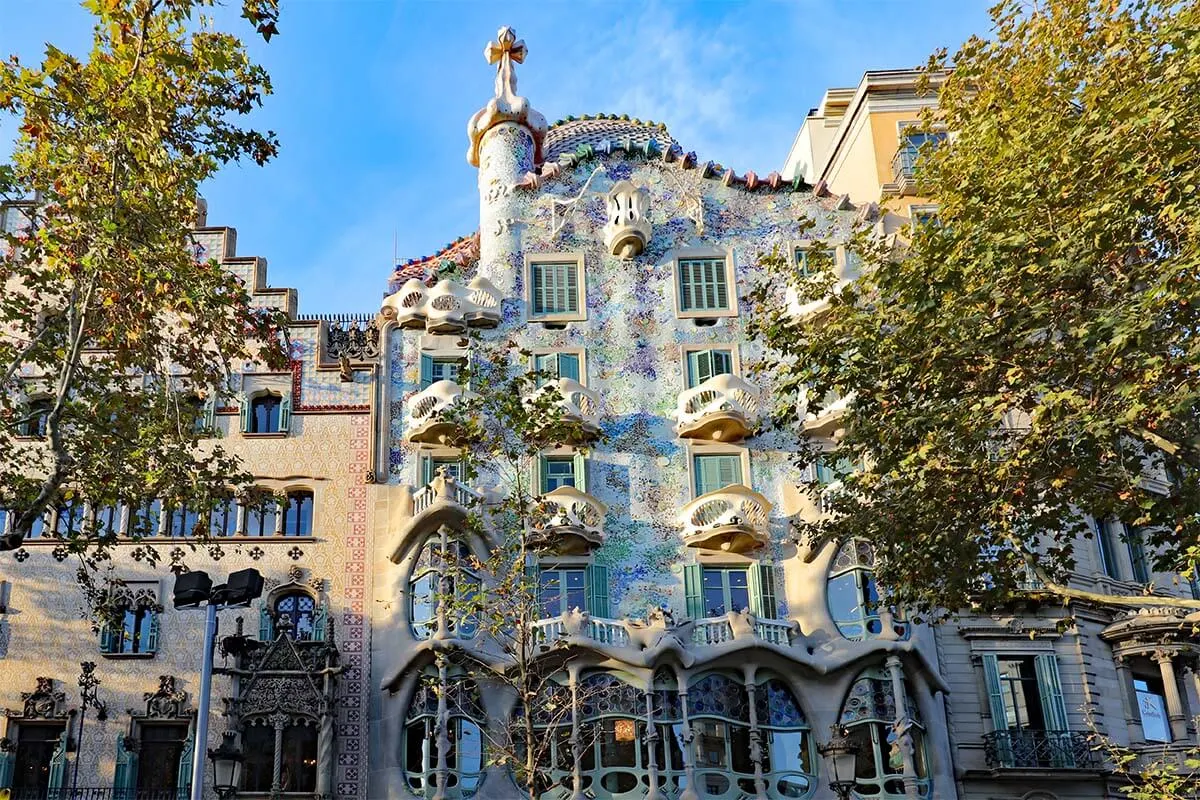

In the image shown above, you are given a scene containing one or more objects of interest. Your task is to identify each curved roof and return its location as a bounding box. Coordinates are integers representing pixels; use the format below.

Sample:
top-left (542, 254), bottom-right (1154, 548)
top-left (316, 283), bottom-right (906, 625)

top-left (544, 115), bottom-right (674, 162)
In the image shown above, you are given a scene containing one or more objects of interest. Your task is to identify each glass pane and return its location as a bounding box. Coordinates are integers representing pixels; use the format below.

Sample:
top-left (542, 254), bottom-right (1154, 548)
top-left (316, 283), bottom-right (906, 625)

top-left (695, 722), bottom-right (728, 768)
top-left (280, 724), bottom-right (318, 792)
top-left (542, 457), bottom-right (576, 491)
top-left (827, 572), bottom-right (862, 637)
top-left (600, 719), bottom-right (638, 767)
top-left (1135, 681), bottom-right (1171, 742)
top-left (241, 725), bottom-right (275, 792)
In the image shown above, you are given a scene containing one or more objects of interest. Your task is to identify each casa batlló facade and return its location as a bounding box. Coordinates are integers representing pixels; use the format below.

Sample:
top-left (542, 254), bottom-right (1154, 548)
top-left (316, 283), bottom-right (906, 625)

top-left (1, 27), bottom-right (1197, 800)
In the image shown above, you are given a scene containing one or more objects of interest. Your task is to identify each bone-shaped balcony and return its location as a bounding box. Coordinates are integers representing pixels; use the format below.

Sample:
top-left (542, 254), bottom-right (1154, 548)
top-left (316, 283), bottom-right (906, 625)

top-left (679, 484), bottom-right (772, 554)
top-left (675, 374), bottom-right (761, 442)
top-left (388, 472), bottom-right (485, 563)
top-left (405, 380), bottom-right (479, 445)
top-left (524, 378), bottom-right (601, 443)
top-left (528, 486), bottom-right (608, 554)
top-left (380, 276), bottom-right (502, 333)
top-left (801, 389), bottom-right (853, 436)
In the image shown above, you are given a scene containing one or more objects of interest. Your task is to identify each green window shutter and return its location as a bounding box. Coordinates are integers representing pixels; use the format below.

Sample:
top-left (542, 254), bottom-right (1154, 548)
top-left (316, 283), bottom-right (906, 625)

top-left (146, 611), bottom-right (160, 653)
top-left (558, 353), bottom-right (580, 382)
top-left (534, 353), bottom-right (554, 385)
top-left (686, 350), bottom-right (708, 387)
top-left (748, 564), bottom-right (777, 619)
top-left (99, 623), bottom-right (116, 654)
top-left (534, 456), bottom-right (545, 495)
top-left (279, 390), bottom-right (292, 433)
top-left (177, 728), bottom-right (195, 795)
top-left (683, 563), bottom-right (704, 620)
top-left (419, 354), bottom-right (434, 389)
top-left (0, 747), bottom-right (14, 790)
top-left (719, 454), bottom-right (742, 487)
top-left (1034, 654), bottom-right (1074, 767)
top-left (712, 349), bottom-right (732, 377)
top-left (202, 397), bottom-right (216, 430)
top-left (238, 393), bottom-right (251, 433)
top-left (114, 734), bottom-right (139, 792)
top-left (696, 454), bottom-right (742, 495)
top-left (312, 601), bottom-right (328, 642)
top-left (694, 455), bottom-right (715, 496)
top-left (679, 261), bottom-right (695, 311)
top-left (573, 452), bottom-right (588, 494)
top-left (421, 457), bottom-right (433, 486)
top-left (259, 603), bottom-right (273, 641)
top-left (564, 262), bottom-right (579, 313)
top-left (47, 730), bottom-right (69, 792)
top-left (585, 564), bottom-right (610, 618)
top-left (981, 654), bottom-right (1009, 732)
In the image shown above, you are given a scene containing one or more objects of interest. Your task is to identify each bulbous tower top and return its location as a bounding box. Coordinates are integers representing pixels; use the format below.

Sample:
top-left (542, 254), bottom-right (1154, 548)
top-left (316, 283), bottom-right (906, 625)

top-left (466, 26), bottom-right (548, 168)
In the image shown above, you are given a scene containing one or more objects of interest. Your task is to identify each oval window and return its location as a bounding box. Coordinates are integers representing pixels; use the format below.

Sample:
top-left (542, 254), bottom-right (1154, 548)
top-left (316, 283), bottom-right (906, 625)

top-left (777, 774), bottom-right (811, 798)
top-left (602, 771), bottom-right (638, 794)
top-left (698, 772), bottom-right (731, 796)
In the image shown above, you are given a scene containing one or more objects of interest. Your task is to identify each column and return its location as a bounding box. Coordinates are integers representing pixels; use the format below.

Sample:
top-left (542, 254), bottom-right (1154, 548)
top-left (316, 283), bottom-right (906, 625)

top-left (673, 666), bottom-right (699, 800)
top-left (885, 655), bottom-right (920, 800)
top-left (1113, 656), bottom-right (1145, 743)
top-left (433, 657), bottom-right (450, 800)
top-left (1154, 649), bottom-right (1189, 741)
top-left (568, 665), bottom-right (584, 800)
top-left (269, 712), bottom-right (289, 796)
top-left (741, 666), bottom-right (768, 800)
top-left (644, 686), bottom-right (662, 800)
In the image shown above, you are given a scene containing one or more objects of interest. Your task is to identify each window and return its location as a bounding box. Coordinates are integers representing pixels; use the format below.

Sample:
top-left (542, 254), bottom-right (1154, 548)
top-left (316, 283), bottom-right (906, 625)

top-left (130, 499), bottom-right (162, 537)
top-left (130, 724), bottom-right (191, 795)
top-left (684, 563), bottom-right (775, 620)
top-left (909, 204), bottom-right (941, 229)
top-left (533, 352), bottom-right (582, 386)
top-left (166, 502), bottom-right (200, 537)
top-left (248, 393), bottom-right (282, 434)
top-left (1095, 518), bottom-right (1122, 579)
top-left (677, 256), bottom-right (733, 315)
top-left (94, 503), bottom-right (126, 537)
top-left (827, 539), bottom-right (908, 641)
top-left (209, 494), bottom-right (237, 537)
top-left (534, 564), bottom-right (610, 619)
top-left (244, 493), bottom-right (279, 537)
top-left (404, 676), bottom-right (484, 797)
top-left (420, 354), bottom-right (465, 389)
top-left (840, 667), bottom-right (930, 798)
top-left (981, 653), bottom-right (1074, 767)
top-left (1127, 526), bottom-right (1151, 584)
top-left (282, 490), bottom-right (313, 537)
top-left (242, 722), bottom-right (318, 793)
top-left (1134, 674), bottom-right (1171, 743)
top-left (794, 246), bottom-right (837, 277)
top-left (894, 130), bottom-right (947, 179)
top-left (420, 455), bottom-right (464, 485)
top-left (274, 592), bottom-right (318, 641)
top-left (9, 723), bottom-right (68, 795)
top-left (528, 256), bottom-right (584, 321)
top-left (16, 398), bottom-right (51, 438)
top-left (101, 601), bottom-right (160, 655)
top-left (54, 499), bottom-right (86, 537)
top-left (692, 452), bottom-right (743, 497)
top-left (409, 536), bottom-right (479, 640)
top-left (814, 454), bottom-right (859, 486)
top-left (537, 453), bottom-right (586, 494)
top-left (685, 348), bottom-right (734, 389)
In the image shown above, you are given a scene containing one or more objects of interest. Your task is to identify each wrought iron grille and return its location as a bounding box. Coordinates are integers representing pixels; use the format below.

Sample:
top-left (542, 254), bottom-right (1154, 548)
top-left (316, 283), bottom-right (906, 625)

top-left (8, 789), bottom-right (190, 800)
top-left (983, 729), bottom-right (1099, 769)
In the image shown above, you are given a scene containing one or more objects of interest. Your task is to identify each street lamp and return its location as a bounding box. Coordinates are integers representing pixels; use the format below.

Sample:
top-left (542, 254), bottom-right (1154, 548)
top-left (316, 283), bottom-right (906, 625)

top-left (209, 732), bottom-right (245, 799)
top-left (174, 568), bottom-right (263, 800)
top-left (818, 724), bottom-right (861, 800)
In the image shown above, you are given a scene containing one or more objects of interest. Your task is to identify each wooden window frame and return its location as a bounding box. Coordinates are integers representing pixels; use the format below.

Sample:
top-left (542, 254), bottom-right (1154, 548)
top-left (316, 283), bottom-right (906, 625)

top-left (687, 443), bottom-right (751, 499)
top-left (670, 247), bottom-right (738, 319)
top-left (680, 344), bottom-right (740, 391)
top-left (526, 252), bottom-right (586, 323)
top-left (530, 347), bottom-right (588, 387)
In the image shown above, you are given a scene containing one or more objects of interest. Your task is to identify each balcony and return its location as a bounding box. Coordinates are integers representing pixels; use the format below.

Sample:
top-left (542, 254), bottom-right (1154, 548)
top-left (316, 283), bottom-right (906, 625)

top-left (379, 275), bottom-right (502, 333)
top-left (388, 472), bottom-right (485, 563)
top-left (802, 390), bottom-right (852, 436)
top-left (405, 379), bottom-right (479, 444)
top-left (532, 612), bottom-right (795, 650)
top-left (675, 374), bottom-right (761, 442)
top-left (8, 791), bottom-right (188, 800)
top-left (532, 615), bottom-right (630, 648)
top-left (525, 378), bottom-right (601, 443)
top-left (982, 730), bottom-right (1099, 770)
top-left (679, 484), bottom-right (772, 553)
top-left (529, 486), bottom-right (608, 554)
top-left (692, 615), bottom-right (794, 646)
top-left (890, 146), bottom-right (920, 196)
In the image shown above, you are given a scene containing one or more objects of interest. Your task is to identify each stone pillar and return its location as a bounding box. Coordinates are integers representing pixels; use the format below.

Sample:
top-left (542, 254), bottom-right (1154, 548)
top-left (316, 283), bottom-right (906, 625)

top-left (476, 123), bottom-right (531, 298)
top-left (269, 711), bottom-right (289, 796)
top-left (1185, 665), bottom-right (1200, 745)
top-left (1113, 656), bottom-right (1144, 743)
top-left (673, 666), bottom-right (699, 800)
top-left (568, 665), bottom-right (584, 800)
top-left (643, 687), bottom-right (662, 800)
top-left (1154, 649), bottom-right (1189, 740)
top-left (741, 665), bottom-right (768, 800)
top-left (885, 655), bottom-right (921, 800)
top-left (316, 709), bottom-right (335, 800)
top-left (433, 657), bottom-right (450, 800)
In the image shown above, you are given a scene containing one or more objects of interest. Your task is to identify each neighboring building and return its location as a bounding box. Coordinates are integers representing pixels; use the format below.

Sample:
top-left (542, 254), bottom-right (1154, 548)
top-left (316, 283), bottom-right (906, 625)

top-left (0, 28), bottom-right (1196, 800)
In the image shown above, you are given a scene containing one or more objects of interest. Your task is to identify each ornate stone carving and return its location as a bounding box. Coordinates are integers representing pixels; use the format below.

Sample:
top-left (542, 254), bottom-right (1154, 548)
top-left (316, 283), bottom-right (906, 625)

top-left (603, 180), bottom-right (651, 258)
top-left (467, 27), bottom-right (548, 167)
top-left (139, 675), bottom-right (188, 719)
top-left (17, 676), bottom-right (67, 719)
top-left (325, 318), bottom-right (379, 362)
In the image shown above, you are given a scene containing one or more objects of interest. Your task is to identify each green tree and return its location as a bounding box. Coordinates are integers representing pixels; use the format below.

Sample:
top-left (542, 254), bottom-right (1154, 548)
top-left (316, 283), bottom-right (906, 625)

top-left (750, 0), bottom-right (1200, 617)
top-left (413, 342), bottom-right (607, 800)
top-left (0, 0), bottom-right (287, 566)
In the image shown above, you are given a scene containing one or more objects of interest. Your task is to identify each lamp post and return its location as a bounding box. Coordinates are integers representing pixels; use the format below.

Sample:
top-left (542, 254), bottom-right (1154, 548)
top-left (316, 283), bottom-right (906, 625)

top-left (818, 724), bottom-right (861, 800)
top-left (71, 661), bottom-right (108, 796)
top-left (209, 731), bottom-right (245, 799)
top-left (173, 568), bottom-right (264, 800)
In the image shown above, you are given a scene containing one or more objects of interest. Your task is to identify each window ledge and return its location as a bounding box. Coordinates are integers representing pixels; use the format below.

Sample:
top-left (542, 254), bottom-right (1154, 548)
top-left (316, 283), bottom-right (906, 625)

top-left (17, 536), bottom-right (317, 546)
top-left (241, 432), bottom-right (290, 439)
top-left (100, 651), bottom-right (156, 660)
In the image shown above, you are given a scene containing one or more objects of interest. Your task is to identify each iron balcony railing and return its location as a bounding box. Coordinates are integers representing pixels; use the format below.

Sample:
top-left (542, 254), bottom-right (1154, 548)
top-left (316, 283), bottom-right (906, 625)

top-left (983, 729), bottom-right (1099, 769)
top-left (892, 145), bottom-right (920, 184)
top-left (8, 789), bottom-right (190, 800)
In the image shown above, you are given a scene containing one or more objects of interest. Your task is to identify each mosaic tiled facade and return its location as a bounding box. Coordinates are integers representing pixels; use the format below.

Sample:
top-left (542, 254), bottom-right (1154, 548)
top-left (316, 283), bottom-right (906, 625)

top-left (2, 29), bottom-right (1199, 800)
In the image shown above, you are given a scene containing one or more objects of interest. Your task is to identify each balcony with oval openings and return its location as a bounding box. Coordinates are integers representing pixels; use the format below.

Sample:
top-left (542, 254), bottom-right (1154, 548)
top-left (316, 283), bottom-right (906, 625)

top-left (676, 373), bottom-right (762, 442)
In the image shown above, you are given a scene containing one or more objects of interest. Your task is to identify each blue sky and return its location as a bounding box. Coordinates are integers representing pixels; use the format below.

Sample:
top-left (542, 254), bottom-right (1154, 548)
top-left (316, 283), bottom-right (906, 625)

top-left (0, 1), bottom-right (993, 314)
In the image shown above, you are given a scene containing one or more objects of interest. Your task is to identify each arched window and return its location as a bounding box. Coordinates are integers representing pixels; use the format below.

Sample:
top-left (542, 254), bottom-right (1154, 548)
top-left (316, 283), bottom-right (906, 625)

top-left (827, 540), bottom-right (908, 641)
top-left (208, 493), bottom-right (237, 537)
top-left (274, 592), bottom-right (317, 641)
top-left (249, 393), bottom-right (282, 434)
top-left (17, 398), bottom-right (51, 438)
top-left (409, 534), bottom-right (479, 640)
top-left (100, 594), bottom-right (160, 655)
top-left (755, 675), bottom-right (816, 798)
top-left (839, 667), bottom-right (929, 798)
top-left (404, 674), bottom-right (484, 797)
top-left (54, 499), bottom-right (86, 537)
top-left (244, 491), bottom-right (279, 537)
top-left (130, 499), bottom-right (162, 538)
top-left (282, 490), bottom-right (313, 537)
top-left (166, 501), bottom-right (200, 538)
